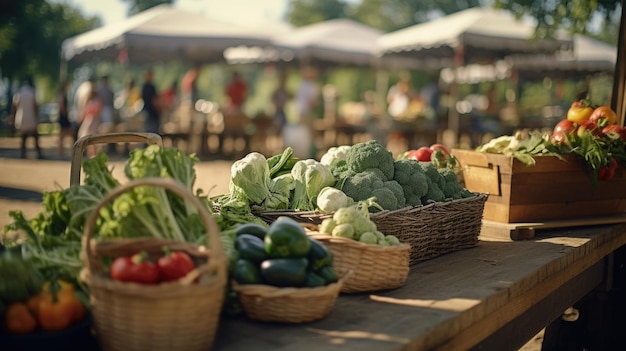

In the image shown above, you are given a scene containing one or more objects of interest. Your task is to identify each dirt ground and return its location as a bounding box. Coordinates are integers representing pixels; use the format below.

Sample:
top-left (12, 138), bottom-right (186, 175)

top-left (0, 135), bottom-right (546, 350)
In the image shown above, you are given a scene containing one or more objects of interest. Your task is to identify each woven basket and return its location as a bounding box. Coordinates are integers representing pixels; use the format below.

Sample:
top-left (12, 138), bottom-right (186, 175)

top-left (256, 193), bottom-right (488, 266)
top-left (231, 273), bottom-right (347, 324)
top-left (308, 232), bottom-right (410, 293)
top-left (79, 177), bottom-right (227, 351)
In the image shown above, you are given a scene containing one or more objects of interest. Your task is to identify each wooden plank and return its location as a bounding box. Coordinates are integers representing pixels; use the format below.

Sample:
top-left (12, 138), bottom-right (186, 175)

top-left (213, 224), bottom-right (626, 351)
top-left (480, 216), bottom-right (626, 241)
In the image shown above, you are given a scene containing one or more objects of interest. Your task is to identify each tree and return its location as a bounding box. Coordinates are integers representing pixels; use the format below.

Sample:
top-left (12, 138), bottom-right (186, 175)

top-left (0, 0), bottom-right (99, 83)
top-left (286, 0), bottom-right (348, 27)
top-left (348, 0), bottom-right (482, 32)
top-left (122, 0), bottom-right (172, 16)
top-left (493, 0), bottom-right (622, 39)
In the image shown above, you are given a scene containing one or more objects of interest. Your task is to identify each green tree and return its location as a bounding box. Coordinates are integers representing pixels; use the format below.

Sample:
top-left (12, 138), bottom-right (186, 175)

top-left (0, 0), bottom-right (99, 83)
top-left (493, 0), bottom-right (622, 38)
top-left (286, 0), bottom-right (348, 27)
top-left (123, 0), bottom-right (172, 16)
top-left (348, 0), bottom-right (482, 32)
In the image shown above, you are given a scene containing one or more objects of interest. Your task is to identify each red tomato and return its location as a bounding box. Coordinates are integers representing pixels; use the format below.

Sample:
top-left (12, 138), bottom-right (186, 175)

top-left (566, 101), bottom-right (593, 123)
top-left (588, 106), bottom-right (617, 126)
top-left (550, 119), bottom-right (576, 144)
top-left (429, 144), bottom-right (450, 155)
top-left (577, 120), bottom-right (602, 137)
top-left (407, 147), bottom-right (433, 162)
top-left (157, 249), bottom-right (196, 282)
top-left (110, 252), bottom-right (160, 284)
top-left (602, 125), bottom-right (626, 141)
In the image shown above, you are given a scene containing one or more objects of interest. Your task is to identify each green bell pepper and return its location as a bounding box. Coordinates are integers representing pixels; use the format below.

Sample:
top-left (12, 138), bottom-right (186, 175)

top-left (235, 234), bottom-right (268, 263)
top-left (264, 217), bottom-right (310, 258)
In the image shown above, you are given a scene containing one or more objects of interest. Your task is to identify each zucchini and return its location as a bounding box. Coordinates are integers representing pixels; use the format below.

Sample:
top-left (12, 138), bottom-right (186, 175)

top-left (260, 257), bottom-right (308, 287)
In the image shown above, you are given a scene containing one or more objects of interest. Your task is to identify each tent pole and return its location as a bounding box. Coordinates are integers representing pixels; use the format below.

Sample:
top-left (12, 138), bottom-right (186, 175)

top-left (610, 2), bottom-right (626, 126)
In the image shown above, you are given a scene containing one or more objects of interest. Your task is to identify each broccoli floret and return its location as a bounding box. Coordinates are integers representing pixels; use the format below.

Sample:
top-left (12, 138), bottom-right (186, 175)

top-left (345, 140), bottom-right (395, 180)
top-left (437, 168), bottom-right (465, 199)
top-left (383, 180), bottom-right (406, 208)
top-left (419, 162), bottom-right (445, 189)
top-left (342, 169), bottom-right (405, 211)
top-left (393, 159), bottom-right (429, 206)
top-left (421, 177), bottom-right (445, 204)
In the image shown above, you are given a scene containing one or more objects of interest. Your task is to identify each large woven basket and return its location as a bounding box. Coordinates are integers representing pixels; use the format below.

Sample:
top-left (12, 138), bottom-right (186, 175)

top-left (308, 232), bottom-right (410, 293)
top-left (79, 177), bottom-right (228, 351)
top-left (231, 274), bottom-right (347, 324)
top-left (256, 193), bottom-right (488, 266)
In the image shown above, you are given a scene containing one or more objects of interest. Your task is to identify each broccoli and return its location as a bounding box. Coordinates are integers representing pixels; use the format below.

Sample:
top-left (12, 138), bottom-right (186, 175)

top-left (393, 159), bottom-right (429, 206)
top-left (345, 140), bottom-right (395, 180)
top-left (437, 168), bottom-right (474, 199)
top-left (342, 169), bottom-right (405, 211)
top-left (419, 162), bottom-right (445, 189)
top-left (421, 177), bottom-right (446, 204)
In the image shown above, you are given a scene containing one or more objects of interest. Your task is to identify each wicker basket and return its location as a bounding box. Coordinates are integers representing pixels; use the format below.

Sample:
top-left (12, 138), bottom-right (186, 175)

top-left (256, 193), bottom-right (488, 266)
top-left (308, 232), bottom-right (410, 293)
top-left (231, 273), bottom-right (347, 324)
top-left (79, 177), bottom-right (228, 351)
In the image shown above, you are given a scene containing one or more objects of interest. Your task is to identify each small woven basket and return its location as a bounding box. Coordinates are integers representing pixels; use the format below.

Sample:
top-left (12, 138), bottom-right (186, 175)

top-left (308, 233), bottom-right (410, 293)
top-left (256, 193), bottom-right (488, 266)
top-left (231, 274), bottom-right (347, 324)
top-left (79, 177), bottom-right (228, 351)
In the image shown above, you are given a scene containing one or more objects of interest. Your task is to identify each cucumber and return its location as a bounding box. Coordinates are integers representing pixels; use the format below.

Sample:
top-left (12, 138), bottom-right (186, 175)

top-left (260, 257), bottom-right (308, 287)
top-left (235, 223), bottom-right (268, 240)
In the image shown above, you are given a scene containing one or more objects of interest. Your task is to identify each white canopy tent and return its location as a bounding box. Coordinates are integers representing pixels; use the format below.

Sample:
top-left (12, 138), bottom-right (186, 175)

top-left (225, 19), bottom-right (383, 67)
top-left (61, 4), bottom-right (287, 65)
top-left (375, 7), bottom-right (572, 69)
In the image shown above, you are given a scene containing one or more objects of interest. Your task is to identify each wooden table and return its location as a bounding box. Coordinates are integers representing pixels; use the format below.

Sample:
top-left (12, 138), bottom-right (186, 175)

top-left (214, 223), bottom-right (626, 351)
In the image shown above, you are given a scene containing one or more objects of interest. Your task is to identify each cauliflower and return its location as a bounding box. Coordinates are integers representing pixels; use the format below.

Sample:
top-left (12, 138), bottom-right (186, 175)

top-left (290, 159), bottom-right (336, 211)
top-left (345, 140), bottom-right (395, 180)
top-left (316, 187), bottom-right (353, 213)
top-left (320, 145), bottom-right (351, 166)
top-left (393, 159), bottom-right (429, 206)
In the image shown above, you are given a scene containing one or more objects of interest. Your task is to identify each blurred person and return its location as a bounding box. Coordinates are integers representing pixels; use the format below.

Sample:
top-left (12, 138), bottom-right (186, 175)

top-left (225, 71), bottom-right (247, 112)
top-left (141, 69), bottom-right (161, 134)
top-left (386, 73), bottom-right (415, 121)
top-left (73, 77), bottom-right (94, 140)
top-left (115, 79), bottom-right (141, 114)
top-left (11, 77), bottom-right (43, 159)
top-left (97, 75), bottom-right (115, 134)
top-left (160, 80), bottom-right (178, 121)
top-left (57, 80), bottom-right (74, 157)
top-left (290, 66), bottom-right (319, 158)
top-left (271, 71), bottom-right (291, 129)
top-left (180, 64), bottom-right (201, 105)
top-left (77, 83), bottom-right (103, 157)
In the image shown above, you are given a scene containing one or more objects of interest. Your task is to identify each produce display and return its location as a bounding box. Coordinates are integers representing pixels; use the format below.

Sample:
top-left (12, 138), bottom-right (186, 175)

top-left (231, 217), bottom-right (338, 288)
top-left (318, 201), bottom-right (402, 246)
top-left (475, 101), bottom-right (626, 183)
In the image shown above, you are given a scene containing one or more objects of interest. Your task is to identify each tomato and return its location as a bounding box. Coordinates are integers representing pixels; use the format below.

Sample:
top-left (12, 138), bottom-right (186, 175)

top-left (577, 120), bottom-right (602, 137)
top-left (602, 125), bottom-right (626, 141)
top-left (566, 101), bottom-right (593, 123)
top-left (110, 251), bottom-right (160, 284)
top-left (550, 119), bottom-right (576, 144)
top-left (407, 147), bottom-right (433, 162)
top-left (157, 248), bottom-right (195, 282)
top-left (598, 158), bottom-right (618, 181)
top-left (429, 144), bottom-right (450, 155)
top-left (588, 106), bottom-right (617, 126)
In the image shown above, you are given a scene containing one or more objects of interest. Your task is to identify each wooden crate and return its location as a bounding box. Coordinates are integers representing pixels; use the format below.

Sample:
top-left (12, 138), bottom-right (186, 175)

top-left (452, 149), bottom-right (626, 224)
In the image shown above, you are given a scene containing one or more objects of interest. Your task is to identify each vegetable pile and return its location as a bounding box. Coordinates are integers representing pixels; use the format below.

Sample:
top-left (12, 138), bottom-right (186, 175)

top-left (231, 217), bottom-right (338, 288)
top-left (318, 201), bottom-right (402, 246)
top-left (475, 101), bottom-right (626, 183)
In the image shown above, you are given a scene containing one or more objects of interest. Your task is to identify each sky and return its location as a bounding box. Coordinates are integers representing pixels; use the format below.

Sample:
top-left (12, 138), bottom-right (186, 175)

top-left (56, 0), bottom-right (290, 27)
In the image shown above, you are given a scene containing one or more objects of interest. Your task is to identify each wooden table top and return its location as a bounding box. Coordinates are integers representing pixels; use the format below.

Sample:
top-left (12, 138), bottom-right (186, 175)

top-left (214, 223), bottom-right (626, 351)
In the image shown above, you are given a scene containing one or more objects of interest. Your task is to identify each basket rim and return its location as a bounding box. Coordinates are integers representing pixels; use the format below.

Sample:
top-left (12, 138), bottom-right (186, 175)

top-left (254, 192), bottom-right (489, 218)
top-left (308, 232), bottom-right (411, 251)
top-left (231, 271), bottom-right (350, 298)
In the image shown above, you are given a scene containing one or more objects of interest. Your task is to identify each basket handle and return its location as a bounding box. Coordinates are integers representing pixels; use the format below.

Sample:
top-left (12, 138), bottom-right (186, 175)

top-left (70, 132), bottom-right (163, 186)
top-left (81, 177), bottom-right (225, 282)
